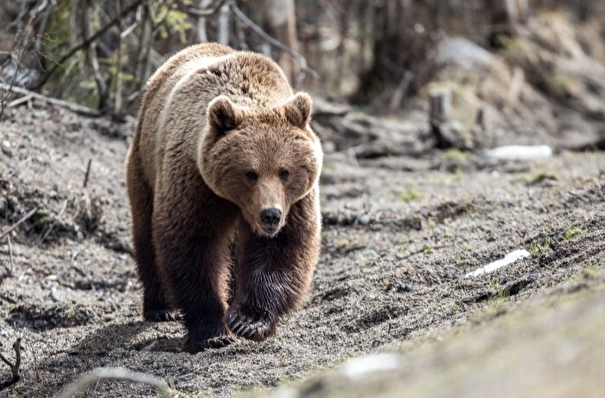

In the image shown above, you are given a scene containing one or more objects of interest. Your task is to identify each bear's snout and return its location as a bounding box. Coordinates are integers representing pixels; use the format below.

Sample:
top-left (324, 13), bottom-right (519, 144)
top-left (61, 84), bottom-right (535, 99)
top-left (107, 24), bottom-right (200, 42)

top-left (260, 208), bottom-right (282, 233)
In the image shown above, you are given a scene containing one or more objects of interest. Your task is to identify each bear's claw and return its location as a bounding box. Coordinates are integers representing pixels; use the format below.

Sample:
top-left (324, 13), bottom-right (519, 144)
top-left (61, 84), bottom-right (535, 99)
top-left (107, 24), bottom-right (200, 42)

top-left (226, 311), bottom-right (275, 342)
top-left (144, 309), bottom-right (181, 322)
top-left (184, 334), bottom-right (236, 353)
top-left (206, 336), bottom-right (237, 348)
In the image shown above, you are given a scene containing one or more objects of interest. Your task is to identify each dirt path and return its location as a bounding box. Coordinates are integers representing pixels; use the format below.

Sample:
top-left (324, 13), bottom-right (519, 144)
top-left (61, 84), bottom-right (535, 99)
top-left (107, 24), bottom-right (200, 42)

top-left (1, 101), bottom-right (605, 397)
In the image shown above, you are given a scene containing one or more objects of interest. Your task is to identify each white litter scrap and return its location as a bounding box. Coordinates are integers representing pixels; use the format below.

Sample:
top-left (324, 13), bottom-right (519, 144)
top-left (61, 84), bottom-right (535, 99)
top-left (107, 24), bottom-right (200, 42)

top-left (340, 353), bottom-right (401, 378)
top-left (465, 249), bottom-right (530, 278)
top-left (483, 145), bottom-right (553, 161)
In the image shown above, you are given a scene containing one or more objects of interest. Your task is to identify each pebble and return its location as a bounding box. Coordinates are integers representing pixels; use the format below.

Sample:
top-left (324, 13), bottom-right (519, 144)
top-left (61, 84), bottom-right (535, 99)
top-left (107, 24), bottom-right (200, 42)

top-left (358, 214), bottom-right (371, 225)
top-left (50, 287), bottom-right (61, 302)
top-left (2, 140), bottom-right (13, 157)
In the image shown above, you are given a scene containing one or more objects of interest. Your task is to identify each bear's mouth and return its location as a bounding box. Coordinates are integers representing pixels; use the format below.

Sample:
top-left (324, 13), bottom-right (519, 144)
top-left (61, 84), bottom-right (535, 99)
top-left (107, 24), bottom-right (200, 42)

top-left (261, 224), bottom-right (279, 236)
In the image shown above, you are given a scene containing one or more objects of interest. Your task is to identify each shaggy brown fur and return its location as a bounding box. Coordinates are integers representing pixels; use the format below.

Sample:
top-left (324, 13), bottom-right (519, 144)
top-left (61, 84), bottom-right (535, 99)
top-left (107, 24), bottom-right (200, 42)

top-left (125, 43), bottom-right (323, 353)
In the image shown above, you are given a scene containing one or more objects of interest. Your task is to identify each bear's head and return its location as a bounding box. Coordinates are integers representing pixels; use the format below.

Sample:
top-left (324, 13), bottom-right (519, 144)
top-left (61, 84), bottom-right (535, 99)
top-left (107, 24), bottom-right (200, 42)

top-left (199, 92), bottom-right (322, 237)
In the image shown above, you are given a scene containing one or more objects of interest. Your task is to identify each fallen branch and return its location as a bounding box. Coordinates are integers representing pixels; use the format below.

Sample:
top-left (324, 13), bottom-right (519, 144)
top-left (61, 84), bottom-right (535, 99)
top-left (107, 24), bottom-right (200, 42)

top-left (55, 367), bottom-right (173, 398)
top-left (0, 83), bottom-right (100, 117)
top-left (7, 93), bottom-right (33, 108)
top-left (0, 206), bottom-right (40, 239)
top-left (0, 337), bottom-right (22, 391)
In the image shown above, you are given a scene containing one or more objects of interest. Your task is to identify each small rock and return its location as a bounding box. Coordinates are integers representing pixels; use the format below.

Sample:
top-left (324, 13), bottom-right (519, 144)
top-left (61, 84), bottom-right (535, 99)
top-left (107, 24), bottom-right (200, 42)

top-left (1, 140), bottom-right (13, 157)
top-left (358, 214), bottom-right (371, 225)
top-left (50, 288), bottom-right (61, 302)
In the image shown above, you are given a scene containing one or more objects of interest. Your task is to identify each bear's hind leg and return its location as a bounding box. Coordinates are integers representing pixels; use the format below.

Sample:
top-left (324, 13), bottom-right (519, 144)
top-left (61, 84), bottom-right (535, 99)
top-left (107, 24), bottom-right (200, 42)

top-left (126, 152), bottom-right (177, 322)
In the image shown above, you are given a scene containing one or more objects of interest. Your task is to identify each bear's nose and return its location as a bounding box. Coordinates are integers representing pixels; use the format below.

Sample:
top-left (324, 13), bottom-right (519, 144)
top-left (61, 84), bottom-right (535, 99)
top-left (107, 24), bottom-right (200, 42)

top-left (260, 208), bottom-right (282, 225)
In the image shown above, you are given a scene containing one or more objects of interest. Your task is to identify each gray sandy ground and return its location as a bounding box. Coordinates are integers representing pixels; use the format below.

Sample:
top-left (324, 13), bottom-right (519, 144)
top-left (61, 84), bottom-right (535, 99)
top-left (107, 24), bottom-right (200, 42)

top-left (257, 276), bottom-right (605, 398)
top-left (1, 101), bottom-right (605, 397)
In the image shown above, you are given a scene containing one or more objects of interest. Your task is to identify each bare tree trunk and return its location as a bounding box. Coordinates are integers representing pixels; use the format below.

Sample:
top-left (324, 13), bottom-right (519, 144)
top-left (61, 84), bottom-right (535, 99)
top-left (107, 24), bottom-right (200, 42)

top-left (196, 0), bottom-right (213, 42)
top-left (113, 0), bottom-right (124, 117)
top-left (82, 0), bottom-right (108, 110)
top-left (218, 3), bottom-right (230, 45)
top-left (352, 0), bottom-right (426, 106)
top-left (488, 0), bottom-right (530, 46)
top-left (133, 2), bottom-right (153, 93)
top-left (259, 0), bottom-right (300, 84)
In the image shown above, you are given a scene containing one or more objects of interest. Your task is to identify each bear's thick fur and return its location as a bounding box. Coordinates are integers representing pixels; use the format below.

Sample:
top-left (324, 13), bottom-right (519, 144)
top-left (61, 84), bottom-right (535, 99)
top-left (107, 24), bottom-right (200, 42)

top-left (125, 43), bottom-right (323, 353)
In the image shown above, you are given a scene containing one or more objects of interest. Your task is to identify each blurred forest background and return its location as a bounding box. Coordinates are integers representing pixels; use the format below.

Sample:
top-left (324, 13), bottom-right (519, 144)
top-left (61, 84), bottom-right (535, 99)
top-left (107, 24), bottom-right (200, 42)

top-left (1, 0), bottom-right (605, 119)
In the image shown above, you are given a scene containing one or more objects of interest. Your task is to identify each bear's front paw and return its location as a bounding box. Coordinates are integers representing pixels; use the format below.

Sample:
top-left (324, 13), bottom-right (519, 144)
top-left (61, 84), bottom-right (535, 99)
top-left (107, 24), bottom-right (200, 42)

top-left (225, 307), bottom-right (277, 342)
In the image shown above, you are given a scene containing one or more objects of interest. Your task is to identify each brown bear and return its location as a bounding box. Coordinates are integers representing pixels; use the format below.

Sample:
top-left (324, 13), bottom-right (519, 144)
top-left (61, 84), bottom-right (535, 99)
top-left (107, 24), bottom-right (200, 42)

top-left (125, 43), bottom-right (323, 353)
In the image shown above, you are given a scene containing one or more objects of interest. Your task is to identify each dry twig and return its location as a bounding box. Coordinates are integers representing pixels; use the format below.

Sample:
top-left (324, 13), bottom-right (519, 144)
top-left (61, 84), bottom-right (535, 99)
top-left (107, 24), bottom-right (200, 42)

top-left (83, 159), bottom-right (93, 188)
top-left (7, 235), bottom-right (15, 275)
top-left (0, 207), bottom-right (40, 240)
top-left (38, 199), bottom-right (68, 244)
top-left (0, 337), bottom-right (22, 391)
top-left (55, 367), bottom-right (173, 398)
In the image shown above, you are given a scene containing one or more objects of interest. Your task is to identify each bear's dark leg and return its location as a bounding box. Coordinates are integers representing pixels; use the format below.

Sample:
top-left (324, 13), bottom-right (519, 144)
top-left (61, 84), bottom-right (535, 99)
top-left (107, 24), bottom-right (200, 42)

top-left (227, 193), bottom-right (321, 341)
top-left (126, 152), bottom-right (176, 322)
top-left (153, 176), bottom-right (238, 353)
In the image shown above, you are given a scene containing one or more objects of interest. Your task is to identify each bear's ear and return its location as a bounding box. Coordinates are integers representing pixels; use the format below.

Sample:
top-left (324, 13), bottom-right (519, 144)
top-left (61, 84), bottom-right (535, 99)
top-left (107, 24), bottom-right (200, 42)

top-left (207, 96), bottom-right (242, 133)
top-left (284, 92), bottom-right (312, 129)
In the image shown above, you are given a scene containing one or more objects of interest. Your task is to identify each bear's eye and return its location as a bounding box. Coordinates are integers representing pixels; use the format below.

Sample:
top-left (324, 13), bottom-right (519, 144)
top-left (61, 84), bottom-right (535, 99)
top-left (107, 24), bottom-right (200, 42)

top-left (246, 171), bottom-right (258, 182)
top-left (279, 170), bottom-right (290, 181)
